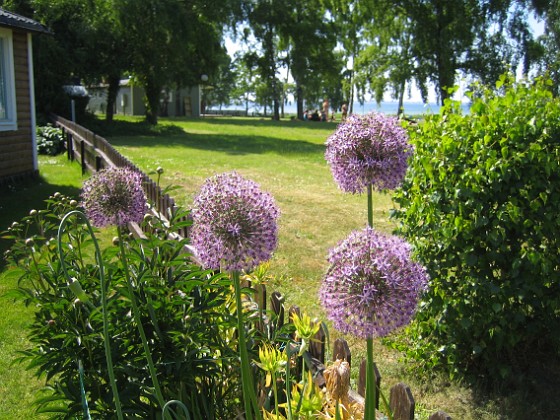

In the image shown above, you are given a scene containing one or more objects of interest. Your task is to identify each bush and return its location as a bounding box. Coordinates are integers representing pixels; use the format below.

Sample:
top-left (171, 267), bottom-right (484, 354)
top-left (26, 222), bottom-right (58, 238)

top-left (392, 75), bottom-right (560, 382)
top-left (36, 124), bottom-right (64, 155)
top-left (3, 194), bottom-right (240, 418)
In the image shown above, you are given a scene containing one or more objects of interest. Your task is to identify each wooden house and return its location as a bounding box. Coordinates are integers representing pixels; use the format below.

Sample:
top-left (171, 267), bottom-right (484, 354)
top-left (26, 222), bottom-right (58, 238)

top-left (87, 79), bottom-right (204, 118)
top-left (0, 8), bottom-right (49, 186)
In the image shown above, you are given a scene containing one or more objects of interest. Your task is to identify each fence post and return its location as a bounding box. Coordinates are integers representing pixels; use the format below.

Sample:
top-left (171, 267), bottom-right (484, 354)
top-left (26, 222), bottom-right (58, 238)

top-left (332, 338), bottom-right (351, 366)
top-left (95, 155), bottom-right (103, 171)
top-left (429, 411), bottom-right (452, 420)
top-left (358, 359), bottom-right (381, 409)
top-left (80, 140), bottom-right (86, 175)
top-left (270, 292), bottom-right (284, 334)
top-left (389, 382), bottom-right (415, 420)
top-left (68, 132), bottom-right (74, 161)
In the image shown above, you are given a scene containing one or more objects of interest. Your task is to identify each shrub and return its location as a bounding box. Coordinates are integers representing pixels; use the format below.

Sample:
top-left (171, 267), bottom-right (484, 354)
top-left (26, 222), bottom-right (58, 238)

top-left (36, 124), bottom-right (64, 155)
top-left (3, 193), bottom-right (240, 419)
top-left (392, 75), bottom-right (560, 382)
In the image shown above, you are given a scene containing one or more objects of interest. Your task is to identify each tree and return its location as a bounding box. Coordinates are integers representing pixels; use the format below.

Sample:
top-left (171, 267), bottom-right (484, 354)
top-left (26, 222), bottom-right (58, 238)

top-left (530, 0), bottom-right (560, 95)
top-left (231, 50), bottom-right (259, 113)
top-left (248, 0), bottom-right (286, 120)
top-left (282, 1), bottom-right (341, 120)
top-left (116, 0), bottom-right (242, 124)
top-left (353, 4), bottom-right (416, 115)
top-left (322, 0), bottom-right (376, 114)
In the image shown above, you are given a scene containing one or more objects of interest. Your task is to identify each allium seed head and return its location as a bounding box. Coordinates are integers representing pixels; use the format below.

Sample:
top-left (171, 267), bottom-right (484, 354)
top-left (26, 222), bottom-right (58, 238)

top-left (319, 227), bottom-right (428, 339)
top-left (81, 167), bottom-right (147, 227)
top-left (190, 172), bottom-right (279, 272)
top-left (325, 112), bottom-right (411, 193)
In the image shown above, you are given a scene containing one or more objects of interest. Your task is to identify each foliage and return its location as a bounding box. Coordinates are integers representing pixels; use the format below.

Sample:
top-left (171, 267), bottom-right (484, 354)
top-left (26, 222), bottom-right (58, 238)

top-left (2, 193), bottom-right (240, 418)
top-left (36, 124), bottom-right (64, 156)
top-left (392, 75), bottom-right (560, 382)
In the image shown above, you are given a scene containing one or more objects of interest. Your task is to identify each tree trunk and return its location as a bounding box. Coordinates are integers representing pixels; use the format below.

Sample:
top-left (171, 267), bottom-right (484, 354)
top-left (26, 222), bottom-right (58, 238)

top-left (144, 81), bottom-right (160, 125)
top-left (296, 85), bottom-right (303, 120)
top-left (105, 75), bottom-right (120, 122)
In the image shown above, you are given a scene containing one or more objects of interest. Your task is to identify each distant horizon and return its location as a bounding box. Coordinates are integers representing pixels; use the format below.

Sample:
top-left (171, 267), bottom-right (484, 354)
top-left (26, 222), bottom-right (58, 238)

top-left (210, 99), bottom-right (471, 116)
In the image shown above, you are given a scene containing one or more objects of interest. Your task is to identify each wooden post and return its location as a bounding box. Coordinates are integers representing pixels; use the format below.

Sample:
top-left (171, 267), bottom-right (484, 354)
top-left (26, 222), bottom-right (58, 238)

top-left (358, 359), bottom-right (381, 409)
top-left (80, 140), bottom-right (86, 175)
top-left (95, 155), bottom-right (103, 171)
top-left (332, 338), bottom-right (351, 366)
top-left (389, 383), bottom-right (415, 420)
top-left (68, 132), bottom-right (74, 161)
top-left (429, 411), bottom-right (451, 420)
top-left (309, 325), bottom-right (325, 365)
top-left (270, 291), bottom-right (284, 334)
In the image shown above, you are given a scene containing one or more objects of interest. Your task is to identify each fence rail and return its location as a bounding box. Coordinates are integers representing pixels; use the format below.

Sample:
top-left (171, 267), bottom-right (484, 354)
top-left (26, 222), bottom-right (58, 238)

top-left (51, 114), bottom-right (190, 238)
top-left (50, 115), bottom-right (450, 420)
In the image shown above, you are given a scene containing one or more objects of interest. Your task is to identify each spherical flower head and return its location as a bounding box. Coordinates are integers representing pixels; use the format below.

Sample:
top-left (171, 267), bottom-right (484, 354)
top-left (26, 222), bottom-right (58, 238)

top-left (81, 167), bottom-right (147, 227)
top-left (190, 172), bottom-right (280, 272)
top-left (319, 227), bottom-right (428, 339)
top-left (325, 112), bottom-right (411, 193)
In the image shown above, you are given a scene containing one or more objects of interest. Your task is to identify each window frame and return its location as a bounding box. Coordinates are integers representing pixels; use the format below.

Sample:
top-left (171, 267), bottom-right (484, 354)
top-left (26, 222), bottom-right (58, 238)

top-left (0, 27), bottom-right (18, 131)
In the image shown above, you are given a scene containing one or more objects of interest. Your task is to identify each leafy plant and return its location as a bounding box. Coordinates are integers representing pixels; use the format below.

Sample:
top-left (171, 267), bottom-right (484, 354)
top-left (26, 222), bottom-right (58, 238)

top-left (392, 74), bottom-right (560, 382)
top-left (3, 192), bottom-right (240, 418)
top-left (36, 124), bottom-right (64, 156)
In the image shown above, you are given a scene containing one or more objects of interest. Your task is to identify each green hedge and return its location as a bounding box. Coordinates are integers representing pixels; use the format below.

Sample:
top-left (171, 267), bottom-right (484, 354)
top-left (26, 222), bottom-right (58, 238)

top-left (393, 75), bottom-right (560, 382)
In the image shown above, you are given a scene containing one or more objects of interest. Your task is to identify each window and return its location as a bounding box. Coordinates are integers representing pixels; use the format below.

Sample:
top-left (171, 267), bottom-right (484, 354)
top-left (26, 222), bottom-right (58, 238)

top-left (0, 28), bottom-right (17, 131)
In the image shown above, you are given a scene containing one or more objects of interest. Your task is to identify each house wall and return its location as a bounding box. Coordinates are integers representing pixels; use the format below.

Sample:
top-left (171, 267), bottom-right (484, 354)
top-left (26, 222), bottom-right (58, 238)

top-left (87, 84), bottom-right (202, 118)
top-left (0, 29), bottom-right (36, 184)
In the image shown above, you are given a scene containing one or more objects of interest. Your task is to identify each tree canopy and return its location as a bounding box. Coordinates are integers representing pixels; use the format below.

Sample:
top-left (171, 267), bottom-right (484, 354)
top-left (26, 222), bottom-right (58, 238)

top-left (0, 0), bottom-right (556, 122)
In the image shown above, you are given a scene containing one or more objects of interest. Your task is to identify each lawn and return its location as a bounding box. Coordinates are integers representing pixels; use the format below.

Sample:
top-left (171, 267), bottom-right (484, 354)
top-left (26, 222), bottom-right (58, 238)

top-left (1, 116), bottom-right (557, 419)
top-left (0, 154), bottom-right (84, 419)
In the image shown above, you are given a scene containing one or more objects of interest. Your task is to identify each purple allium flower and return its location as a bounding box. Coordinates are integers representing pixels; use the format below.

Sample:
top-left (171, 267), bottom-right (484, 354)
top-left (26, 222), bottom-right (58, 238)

top-left (81, 167), bottom-right (147, 227)
top-left (319, 227), bottom-right (428, 339)
top-left (190, 172), bottom-right (280, 272)
top-left (325, 112), bottom-right (411, 193)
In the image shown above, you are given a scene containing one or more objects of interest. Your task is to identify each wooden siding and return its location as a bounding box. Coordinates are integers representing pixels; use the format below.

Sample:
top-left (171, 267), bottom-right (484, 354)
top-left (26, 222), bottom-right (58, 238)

top-left (0, 29), bottom-right (34, 181)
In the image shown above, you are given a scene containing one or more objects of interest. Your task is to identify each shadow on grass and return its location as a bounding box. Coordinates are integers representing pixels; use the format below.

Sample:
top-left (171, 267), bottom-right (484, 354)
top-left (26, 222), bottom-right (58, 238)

top-left (80, 116), bottom-right (331, 156)
top-left (0, 176), bottom-right (81, 270)
top-left (175, 116), bottom-right (340, 131)
top-left (465, 346), bottom-right (560, 419)
top-left (109, 131), bottom-right (325, 157)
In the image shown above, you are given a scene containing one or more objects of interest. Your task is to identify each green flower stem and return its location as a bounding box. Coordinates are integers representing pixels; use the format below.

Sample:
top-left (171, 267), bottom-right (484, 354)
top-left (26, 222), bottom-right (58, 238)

top-left (367, 183), bottom-right (374, 228)
top-left (58, 211), bottom-right (124, 420)
top-left (162, 400), bottom-right (191, 420)
top-left (232, 271), bottom-right (260, 420)
top-left (285, 345), bottom-right (294, 420)
top-left (365, 185), bottom-right (377, 419)
top-left (272, 371), bottom-right (279, 417)
top-left (117, 227), bottom-right (166, 410)
top-left (364, 338), bottom-right (377, 420)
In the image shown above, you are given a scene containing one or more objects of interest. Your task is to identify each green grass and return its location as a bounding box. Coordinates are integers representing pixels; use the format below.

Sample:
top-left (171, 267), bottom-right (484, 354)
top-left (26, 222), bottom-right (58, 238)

top-left (1, 116), bottom-right (558, 419)
top-left (0, 154), bottom-right (84, 419)
top-left (100, 116), bottom-right (393, 316)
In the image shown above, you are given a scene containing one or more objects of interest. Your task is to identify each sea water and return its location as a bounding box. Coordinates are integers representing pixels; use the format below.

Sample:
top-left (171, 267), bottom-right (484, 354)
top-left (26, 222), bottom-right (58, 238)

top-left (214, 100), bottom-right (470, 117)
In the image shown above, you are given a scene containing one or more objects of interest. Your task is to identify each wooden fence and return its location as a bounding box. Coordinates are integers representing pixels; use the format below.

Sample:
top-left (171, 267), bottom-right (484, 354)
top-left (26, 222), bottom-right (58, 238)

top-left (251, 283), bottom-right (451, 420)
top-left (51, 114), bottom-right (190, 239)
top-left (50, 115), bottom-right (450, 420)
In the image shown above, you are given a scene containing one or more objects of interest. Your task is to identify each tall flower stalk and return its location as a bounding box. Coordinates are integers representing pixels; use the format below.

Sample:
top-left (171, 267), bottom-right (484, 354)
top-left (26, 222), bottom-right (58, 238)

top-left (191, 172), bottom-right (279, 420)
top-left (58, 210), bottom-right (124, 420)
top-left (323, 112), bottom-right (425, 419)
top-left (69, 166), bottom-right (167, 412)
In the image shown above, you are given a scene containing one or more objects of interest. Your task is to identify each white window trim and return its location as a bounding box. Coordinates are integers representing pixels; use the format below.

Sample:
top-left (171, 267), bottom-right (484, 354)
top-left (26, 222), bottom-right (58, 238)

top-left (0, 27), bottom-right (18, 131)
